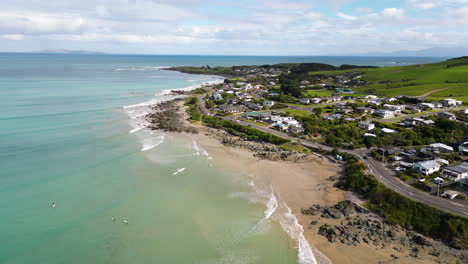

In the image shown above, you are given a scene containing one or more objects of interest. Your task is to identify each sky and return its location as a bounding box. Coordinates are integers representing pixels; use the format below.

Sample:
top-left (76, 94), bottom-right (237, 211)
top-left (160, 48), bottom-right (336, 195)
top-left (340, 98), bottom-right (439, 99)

top-left (0, 0), bottom-right (467, 55)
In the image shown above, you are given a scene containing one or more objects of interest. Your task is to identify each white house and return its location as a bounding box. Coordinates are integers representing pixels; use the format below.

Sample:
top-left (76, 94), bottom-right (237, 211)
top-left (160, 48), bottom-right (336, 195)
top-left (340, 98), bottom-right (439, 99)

top-left (442, 162), bottom-right (468, 182)
top-left (310, 98), bottom-right (322, 104)
top-left (384, 104), bottom-right (406, 111)
top-left (263, 100), bottom-right (275, 107)
top-left (381, 128), bottom-right (397, 133)
top-left (298, 98), bottom-right (310, 104)
top-left (358, 121), bottom-right (375, 130)
top-left (375, 110), bottom-right (396, 119)
top-left (441, 98), bottom-right (463, 107)
top-left (364, 133), bottom-right (377, 137)
top-left (364, 95), bottom-right (378, 99)
top-left (415, 160), bottom-right (441, 176)
top-left (430, 143), bottom-right (454, 153)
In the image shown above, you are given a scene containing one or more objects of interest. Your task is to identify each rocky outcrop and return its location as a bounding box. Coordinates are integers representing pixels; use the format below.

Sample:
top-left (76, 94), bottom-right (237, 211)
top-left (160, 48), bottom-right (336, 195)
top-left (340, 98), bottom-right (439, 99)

top-left (304, 200), bottom-right (468, 263)
top-left (146, 99), bottom-right (198, 134)
top-left (204, 128), bottom-right (309, 161)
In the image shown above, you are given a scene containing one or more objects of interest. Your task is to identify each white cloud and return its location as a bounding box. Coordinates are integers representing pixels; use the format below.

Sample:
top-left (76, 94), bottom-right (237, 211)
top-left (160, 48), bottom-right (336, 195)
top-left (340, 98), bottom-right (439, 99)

top-left (381, 8), bottom-right (405, 17)
top-left (2, 34), bottom-right (25, 40)
top-left (337, 12), bottom-right (357, 20)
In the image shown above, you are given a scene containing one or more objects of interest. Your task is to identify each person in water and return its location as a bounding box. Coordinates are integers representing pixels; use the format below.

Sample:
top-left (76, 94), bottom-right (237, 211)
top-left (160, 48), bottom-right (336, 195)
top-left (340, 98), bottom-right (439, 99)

top-left (112, 217), bottom-right (117, 221)
top-left (52, 202), bottom-right (56, 208)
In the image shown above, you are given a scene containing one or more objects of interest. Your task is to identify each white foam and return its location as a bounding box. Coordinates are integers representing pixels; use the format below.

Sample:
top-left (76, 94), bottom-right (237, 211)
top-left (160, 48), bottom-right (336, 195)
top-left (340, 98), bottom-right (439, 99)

top-left (263, 188), bottom-right (278, 220)
top-left (114, 66), bottom-right (169, 71)
top-left (129, 125), bottom-right (147, 134)
top-left (141, 134), bottom-right (165, 151)
top-left (277, 202), bottom-right (318, 264)
top-left (172, 168), bottom-right (186, 175)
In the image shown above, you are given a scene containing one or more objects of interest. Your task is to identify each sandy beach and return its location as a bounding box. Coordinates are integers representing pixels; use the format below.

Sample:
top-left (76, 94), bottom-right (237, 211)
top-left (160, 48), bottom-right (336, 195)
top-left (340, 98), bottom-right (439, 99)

top-left (188, 130), bottom-right (457, 264)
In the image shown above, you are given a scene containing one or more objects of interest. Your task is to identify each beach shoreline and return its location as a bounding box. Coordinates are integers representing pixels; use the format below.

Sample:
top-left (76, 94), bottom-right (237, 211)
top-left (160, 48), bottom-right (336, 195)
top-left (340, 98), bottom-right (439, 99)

top-left (187, 129), bottom-right (466, 264)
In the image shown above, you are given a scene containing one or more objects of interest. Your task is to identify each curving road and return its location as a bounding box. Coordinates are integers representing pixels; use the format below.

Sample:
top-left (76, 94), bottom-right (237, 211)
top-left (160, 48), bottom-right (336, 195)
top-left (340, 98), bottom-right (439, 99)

top-left (198, 96), bottom-right (468, 218)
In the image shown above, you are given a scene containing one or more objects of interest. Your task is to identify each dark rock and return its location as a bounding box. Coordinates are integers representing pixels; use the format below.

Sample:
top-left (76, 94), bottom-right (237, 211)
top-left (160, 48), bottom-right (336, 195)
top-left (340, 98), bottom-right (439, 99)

top-left (324, 208), bottom-right (343, 219)
top-left (310, 221), bottom-right (319, 225)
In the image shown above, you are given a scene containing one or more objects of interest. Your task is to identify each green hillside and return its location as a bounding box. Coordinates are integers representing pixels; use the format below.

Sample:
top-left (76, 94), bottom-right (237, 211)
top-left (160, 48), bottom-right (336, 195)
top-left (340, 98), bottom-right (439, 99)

top-left (310, 57), bottom-right (468, 102)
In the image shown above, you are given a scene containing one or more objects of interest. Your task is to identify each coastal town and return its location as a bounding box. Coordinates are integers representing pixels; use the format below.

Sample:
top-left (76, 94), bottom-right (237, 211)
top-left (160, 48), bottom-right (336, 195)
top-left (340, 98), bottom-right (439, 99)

top-left (147, 58), bottom-right (468, 263)
top-left (174, 61), bottom-right (468, 205)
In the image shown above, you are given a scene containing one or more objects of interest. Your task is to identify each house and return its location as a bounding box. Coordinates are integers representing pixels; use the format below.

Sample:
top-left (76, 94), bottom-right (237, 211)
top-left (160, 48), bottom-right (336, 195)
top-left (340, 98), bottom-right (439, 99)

top-left (310, 98), bottom-right (322, 104)
top-left (263, 100), bottom-right (275, 107)
top-left (289, 127), bottom-right (305, 134)
top-left (325, 114), bottom-right (343, 120)
top-left (364, 133), bottom-right (377, 137)
top-left (442, 162), bottom-right (468, 182)
top-left (298, 98), bottom-right (310, 104)
top-left (344, 117), bottom-right (356, 122)
top-left (244, 111), bottom-right (271, 120)
top-left (331, 96), bottom-right (342, 102)
top-left (212, 93), bottom-right (223, 100)
top-left (227, 98), bottom-right (238, 104)
top-left (438, 112), bottom-right (456, 121)
top-left (356, 107), bottom-right (374, 114)
top-left (441, 98), bottom-right (463, 107)
top-left (342, 96), bottom-right (356, 100)
top-left (459, 139), bottom-right (468, 155)
top-left (415, 160), bottom-right (441, 176)
top-left (384, 104), bottom-right (406, 111)
top-left (244, 102), bottom-right (263, 110)
top-left (358, 121), bottom-right (375, 130)
top-left (219, 105), bottom-right (244, 113)
top-left (442, 190), bottom-right (460, 200)
top-left (381, 128), bottom-right (397, 133)
top-left (430, 143), bottom-right (454, 153)
top-left (419, 103), bottom-right (435, 109)
top-left (364, 95), bottom-right (378, 99)
top-left (375, 110), bottom-right (396, 119)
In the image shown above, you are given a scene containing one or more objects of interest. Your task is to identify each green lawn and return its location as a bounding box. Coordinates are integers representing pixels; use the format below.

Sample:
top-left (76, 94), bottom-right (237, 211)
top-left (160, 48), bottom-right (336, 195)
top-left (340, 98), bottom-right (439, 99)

top-left (308, 57), bottom-right (468, 101)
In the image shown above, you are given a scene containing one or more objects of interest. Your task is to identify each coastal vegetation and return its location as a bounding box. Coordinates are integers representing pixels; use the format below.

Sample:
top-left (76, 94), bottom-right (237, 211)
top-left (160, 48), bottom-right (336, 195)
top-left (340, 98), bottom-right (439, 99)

top-left (184, 97), bottom-right (202, 121)
top-left (202, 115), bottom-right (290, 145)
top-left (340, 155), bottom-right (468, 249)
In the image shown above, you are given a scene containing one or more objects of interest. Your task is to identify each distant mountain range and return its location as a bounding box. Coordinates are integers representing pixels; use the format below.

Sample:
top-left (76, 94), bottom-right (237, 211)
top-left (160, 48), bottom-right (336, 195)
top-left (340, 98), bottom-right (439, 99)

top-left (352, 47), bottom-right (468, 57)
top-left (29, 49), bottom-right (106, 54)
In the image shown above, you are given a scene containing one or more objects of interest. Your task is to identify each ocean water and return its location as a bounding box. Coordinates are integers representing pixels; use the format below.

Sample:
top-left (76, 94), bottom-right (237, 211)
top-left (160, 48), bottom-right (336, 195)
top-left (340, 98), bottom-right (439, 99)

top-left (0, 54), bottom-right (445, 264)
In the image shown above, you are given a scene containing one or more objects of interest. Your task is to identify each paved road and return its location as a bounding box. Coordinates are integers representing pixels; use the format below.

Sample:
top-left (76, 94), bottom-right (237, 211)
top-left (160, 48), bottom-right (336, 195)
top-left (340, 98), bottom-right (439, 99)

top-left (226, 121), bottom-right (467, 217)
top-left (199, 96), bottom-right (468, 218)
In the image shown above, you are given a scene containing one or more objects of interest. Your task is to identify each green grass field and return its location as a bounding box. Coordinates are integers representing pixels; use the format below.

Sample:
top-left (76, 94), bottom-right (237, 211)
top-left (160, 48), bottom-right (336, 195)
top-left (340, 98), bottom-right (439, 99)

top-left (308, 57), bottom-right (468, 102)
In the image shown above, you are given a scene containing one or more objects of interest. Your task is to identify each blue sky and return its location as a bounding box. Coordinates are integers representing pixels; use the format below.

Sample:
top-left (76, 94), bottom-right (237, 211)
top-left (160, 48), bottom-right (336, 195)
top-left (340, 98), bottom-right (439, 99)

top-left (0, 0), bottom-right (467, 55)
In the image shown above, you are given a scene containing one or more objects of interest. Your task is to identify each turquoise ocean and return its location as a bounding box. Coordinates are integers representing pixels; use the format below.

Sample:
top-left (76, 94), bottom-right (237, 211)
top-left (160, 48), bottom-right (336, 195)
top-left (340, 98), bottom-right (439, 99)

top-left (0, 54), bottom-right (445, 264)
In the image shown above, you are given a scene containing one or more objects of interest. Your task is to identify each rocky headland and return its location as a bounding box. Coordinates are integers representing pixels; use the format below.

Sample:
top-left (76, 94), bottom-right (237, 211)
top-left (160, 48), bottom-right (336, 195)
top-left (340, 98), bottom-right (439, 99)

top-left (302, 200), bottom-right (468, 264)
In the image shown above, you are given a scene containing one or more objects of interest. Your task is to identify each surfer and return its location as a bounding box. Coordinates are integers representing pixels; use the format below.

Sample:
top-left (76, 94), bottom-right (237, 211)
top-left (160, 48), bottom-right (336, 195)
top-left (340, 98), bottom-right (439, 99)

top-left (123, 220), bottom-right (129, 224)
top-left (52, 202), bottom-right (56, 208)
top-left (112, 217), bottom-right (117, 221)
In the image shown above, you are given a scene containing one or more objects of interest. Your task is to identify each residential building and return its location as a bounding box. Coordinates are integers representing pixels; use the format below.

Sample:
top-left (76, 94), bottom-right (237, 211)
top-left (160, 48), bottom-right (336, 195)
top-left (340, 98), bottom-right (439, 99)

top-left (381, 128), bottom-right (397, 133)
top-left (212, 93), bottom-right (223, 100)
top-left (244, 102), bottom-right (263, 110)
top-left (384, 104), bottom-right (406, 111)
top-left (355, 107), bottom-right (374, 114)
top-left (289, 127), bottom-right (305, 134)
top-left (375, 110), bottom-right (396, 119)
top-left (430, 143), bottom-right (454, 153)
top-left (263, 100), bottom-right (275, 107)
top-left (325, 114), bottom-right (343, 120)
top-left (298, 98), bottom-right (310, 104)
top-left (441, 98), bottom-right (463, 107)
top-left (438, 111), bottom-right (456, 121)
top-left (415, 160), bottom-right (441, 176)
top-left (358, 121), bottom-right (375, 130)
top-left (442, 162), bottom-right (468, 182)
top-left (219, 105), bottom-right (244, 113)
top-left (310, 98), bottom-right (322, 104)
